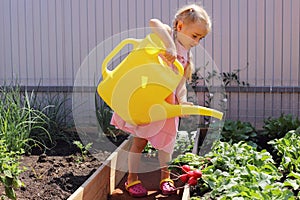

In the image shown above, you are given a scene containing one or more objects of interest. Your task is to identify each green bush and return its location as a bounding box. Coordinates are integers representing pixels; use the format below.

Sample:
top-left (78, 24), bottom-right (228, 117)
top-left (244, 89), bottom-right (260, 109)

top-left (262, 114), bottom-right (300, 141)
top-left (220, 119), bottom-right (257, 146)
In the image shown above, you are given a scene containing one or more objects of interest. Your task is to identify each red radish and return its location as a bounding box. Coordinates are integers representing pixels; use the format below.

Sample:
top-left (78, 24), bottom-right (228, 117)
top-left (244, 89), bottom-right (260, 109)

top-left (187, 177), bottom-right (198, 186)
top-left (187, 170), bottom-right (194, 177)
top-left (193, 169), bottom-right (202, 178)
top-left (181, 165), bottom-right (191, 173)
top-left (179, 174), bottom-right (189, 183)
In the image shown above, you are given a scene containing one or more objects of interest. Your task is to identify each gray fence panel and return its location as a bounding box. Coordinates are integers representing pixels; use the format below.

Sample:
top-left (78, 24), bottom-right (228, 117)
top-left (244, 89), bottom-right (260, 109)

top-left (0, 0), bottom-right (299, 128)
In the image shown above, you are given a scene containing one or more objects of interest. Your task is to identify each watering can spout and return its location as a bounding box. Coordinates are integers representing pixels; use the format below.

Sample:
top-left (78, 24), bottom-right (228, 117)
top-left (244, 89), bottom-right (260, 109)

top-left (148, 102), bottom-right (223, 123)
top-left (174, 104), bottom-right (223, 120)
top-left (140, 102), bottom-right (223, 125)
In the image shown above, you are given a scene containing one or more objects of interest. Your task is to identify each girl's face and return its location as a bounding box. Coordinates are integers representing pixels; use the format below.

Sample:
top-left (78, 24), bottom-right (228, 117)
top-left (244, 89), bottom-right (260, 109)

top-left (176, 20), bottom-right (209, 50)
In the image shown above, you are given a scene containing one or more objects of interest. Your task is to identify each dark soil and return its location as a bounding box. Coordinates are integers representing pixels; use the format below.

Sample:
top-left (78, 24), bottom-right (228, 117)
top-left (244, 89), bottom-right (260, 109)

top-left (0, 139), bottom-right (111, 200)
top-left (1, 132), bottom-right (184, 200)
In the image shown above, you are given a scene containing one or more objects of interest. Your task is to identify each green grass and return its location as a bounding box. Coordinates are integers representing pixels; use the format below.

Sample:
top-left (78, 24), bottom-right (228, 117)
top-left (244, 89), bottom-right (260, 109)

top-left (0, 85), bottom-right (49, 153)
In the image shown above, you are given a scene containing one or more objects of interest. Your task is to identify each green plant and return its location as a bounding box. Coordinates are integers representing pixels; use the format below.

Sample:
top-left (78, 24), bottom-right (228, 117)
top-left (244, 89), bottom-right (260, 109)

top-left (262, 114), bottom-right (300, 141)
top-left (142, 143), bottom-right (157, 158)
top-left (32, 93), bottom-right (76, 150)
top-left (269, 128), bottom-right (300, 173)
top-left (221, 119), bottom-right (257, 146)
top-left (29, 166), bottom-right (46, 180)
top-left (190, 64), bottom-right (249, 106)
top-left (190, 64), bottom-right (249, 130)
top-left (0, 140), bottom-right (25, 200)
top-left (169, 152), bottom-right (211, 171)
top-left (73, 141), bottom-right (93, 162)
top-left (0, 85), bottom-right (49, 153)
top-left (190, 63), bottom-right (249, 87)
top-left (95, 97), bottom-right (114, 134)
top-left (174, 131), bottom-right (196, 154)
top-left (169, 141), bottom-right (297, 199)
top-left (221, 68), bottom-right (250, 87)
top-left (142, 131), bottom-right (196, 158)
top-left (268, 129), bottom-right (300, 196)
top-left (0, 84), bottom-right (50, 199)
top-left (95, 96), bottom-right (128, 144)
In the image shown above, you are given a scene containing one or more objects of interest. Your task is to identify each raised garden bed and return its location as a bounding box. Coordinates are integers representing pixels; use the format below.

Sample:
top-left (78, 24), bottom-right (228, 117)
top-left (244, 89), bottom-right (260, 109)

top-left (68, 121), bottom-right (300, 200)
top-left (68, 136), bottom-right (190, 200)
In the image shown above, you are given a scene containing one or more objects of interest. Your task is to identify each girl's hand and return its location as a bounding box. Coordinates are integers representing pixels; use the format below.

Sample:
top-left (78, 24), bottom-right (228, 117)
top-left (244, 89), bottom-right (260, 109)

top-left (149, 18), bottom-right (177, 65)
top-left (159, 48), bottom-right (176, 66)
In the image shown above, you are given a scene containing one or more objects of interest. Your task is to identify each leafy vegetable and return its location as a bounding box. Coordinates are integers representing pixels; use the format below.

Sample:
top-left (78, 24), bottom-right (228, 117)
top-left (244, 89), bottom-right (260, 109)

top-left (170, 141), bottom-right (297, 199)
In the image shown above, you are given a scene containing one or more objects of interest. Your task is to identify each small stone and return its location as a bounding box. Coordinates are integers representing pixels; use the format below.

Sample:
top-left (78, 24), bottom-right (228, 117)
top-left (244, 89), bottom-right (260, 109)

top-left (37, 154), bottom-right (47, 163)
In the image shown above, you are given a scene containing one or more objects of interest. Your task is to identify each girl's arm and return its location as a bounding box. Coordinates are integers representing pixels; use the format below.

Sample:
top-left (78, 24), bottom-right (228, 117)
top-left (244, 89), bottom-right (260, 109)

top-left (176, 78), bottom-right (188, 103)
top-left (176, 78), bottom-right (194, 109)
top-left (149, 19), bottom-right (176, 64)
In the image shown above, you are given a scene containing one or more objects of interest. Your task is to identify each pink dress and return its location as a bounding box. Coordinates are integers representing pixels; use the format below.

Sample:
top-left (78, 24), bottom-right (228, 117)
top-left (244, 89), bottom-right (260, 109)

top-left (110, 39), bottom-right (189, 154)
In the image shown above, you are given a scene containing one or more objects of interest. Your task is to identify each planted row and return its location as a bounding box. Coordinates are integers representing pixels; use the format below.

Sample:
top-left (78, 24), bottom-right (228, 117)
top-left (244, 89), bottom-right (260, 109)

top-left (169, 128), bottom-right (300, 199)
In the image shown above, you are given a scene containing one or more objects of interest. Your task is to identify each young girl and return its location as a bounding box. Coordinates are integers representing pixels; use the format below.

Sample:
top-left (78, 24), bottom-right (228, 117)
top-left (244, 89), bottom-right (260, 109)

top-left (111, 3), bottom-right (211, 197)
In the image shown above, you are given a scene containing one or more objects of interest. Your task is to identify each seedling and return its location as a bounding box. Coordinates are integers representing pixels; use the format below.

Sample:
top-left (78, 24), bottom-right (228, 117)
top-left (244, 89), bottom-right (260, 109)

top-left (73, 141), bottom-right (93, 162)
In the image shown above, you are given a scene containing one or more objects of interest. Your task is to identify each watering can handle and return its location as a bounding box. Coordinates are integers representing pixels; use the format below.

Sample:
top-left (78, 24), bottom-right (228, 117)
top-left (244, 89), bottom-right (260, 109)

top-left (102, 37), bottom-right (184, 78)
top-left (102, 38), bottom-right (141, 79)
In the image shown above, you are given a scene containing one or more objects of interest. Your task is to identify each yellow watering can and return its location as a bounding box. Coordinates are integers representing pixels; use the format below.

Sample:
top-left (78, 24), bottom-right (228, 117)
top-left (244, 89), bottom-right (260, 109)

top-left (97, 33), bottom-right (223, 125)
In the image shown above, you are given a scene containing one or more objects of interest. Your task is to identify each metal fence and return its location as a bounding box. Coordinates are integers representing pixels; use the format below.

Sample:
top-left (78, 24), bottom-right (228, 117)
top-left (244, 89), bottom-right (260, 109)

top-left (0, 0), bottom-right (299, 128)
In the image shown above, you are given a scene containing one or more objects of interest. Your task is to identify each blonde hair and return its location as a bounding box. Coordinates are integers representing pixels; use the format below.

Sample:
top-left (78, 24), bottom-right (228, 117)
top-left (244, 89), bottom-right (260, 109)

top-left (173, 4), bottom-right (211, 81)
top-left (173, 4), bottom-right (212, 32)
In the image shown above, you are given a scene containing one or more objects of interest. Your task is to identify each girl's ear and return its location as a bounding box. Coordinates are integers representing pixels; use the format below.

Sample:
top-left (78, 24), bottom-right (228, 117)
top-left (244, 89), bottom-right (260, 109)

top-left (176, 20), bottom-right (183, 32)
